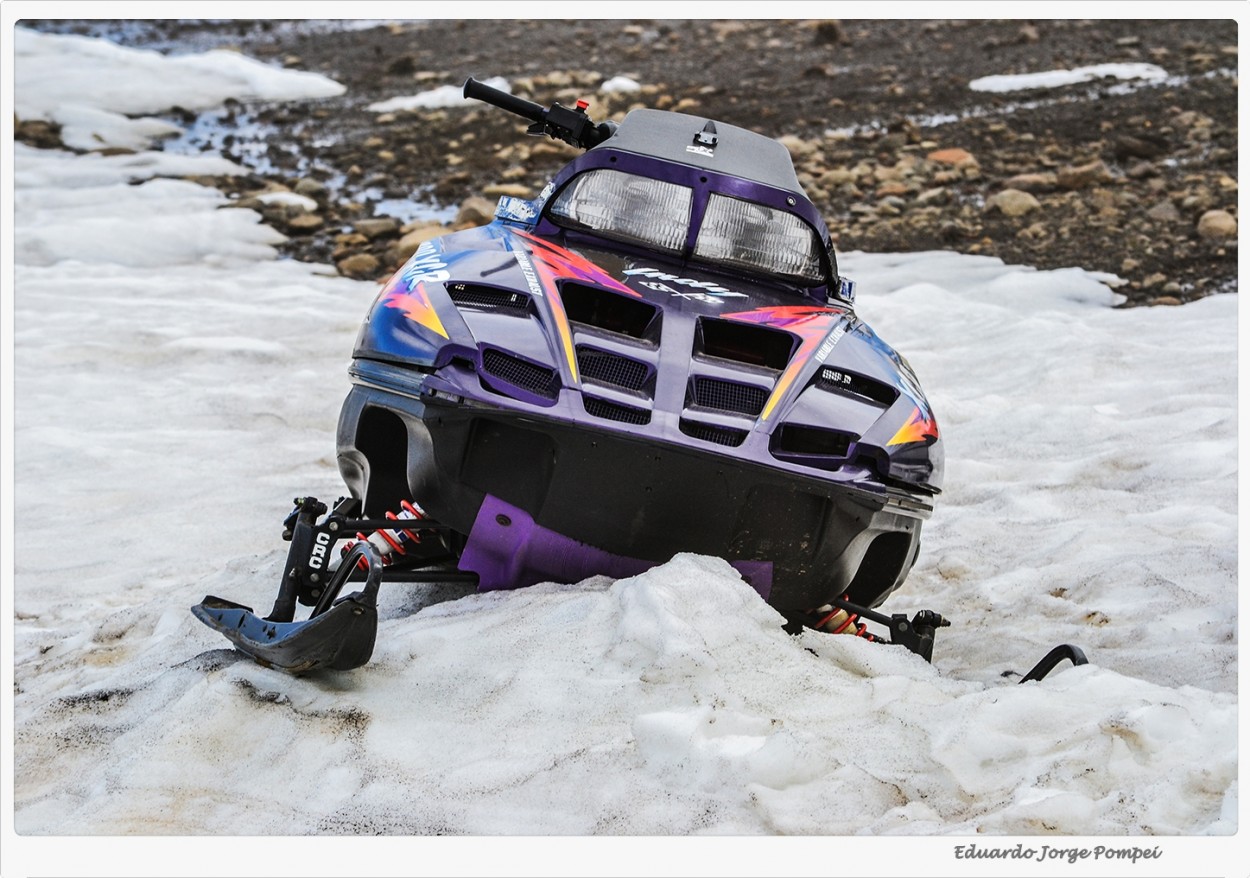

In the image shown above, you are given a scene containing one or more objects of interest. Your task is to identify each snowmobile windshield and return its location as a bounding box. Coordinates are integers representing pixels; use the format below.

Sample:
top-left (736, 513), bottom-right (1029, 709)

top-left (693, 193), bottom-right (824, 284)
top-left (548, 169), bottom-right (692, 255)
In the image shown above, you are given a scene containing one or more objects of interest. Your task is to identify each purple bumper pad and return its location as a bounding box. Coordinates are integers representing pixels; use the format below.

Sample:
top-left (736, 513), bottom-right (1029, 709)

top-left (458, 495), bottom-right (772, 600)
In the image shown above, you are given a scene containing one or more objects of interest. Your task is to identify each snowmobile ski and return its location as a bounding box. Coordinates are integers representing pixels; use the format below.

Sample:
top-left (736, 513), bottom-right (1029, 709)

top-left (192, 542), bottom-right (384, 673)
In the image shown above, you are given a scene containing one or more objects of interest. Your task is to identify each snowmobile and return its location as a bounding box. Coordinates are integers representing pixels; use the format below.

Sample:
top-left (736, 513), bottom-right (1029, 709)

top-left (193, 78), bottom-right (1086, 681)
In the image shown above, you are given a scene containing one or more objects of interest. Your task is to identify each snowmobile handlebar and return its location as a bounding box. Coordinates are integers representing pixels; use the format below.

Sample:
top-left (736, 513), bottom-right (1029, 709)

top-left (463, 76), bottom-right (546, 123)
top-left (463, 76), bottom-right (616, 150)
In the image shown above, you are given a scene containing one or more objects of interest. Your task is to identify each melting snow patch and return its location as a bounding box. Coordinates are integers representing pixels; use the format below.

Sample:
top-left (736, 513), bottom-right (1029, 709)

top-left (970, 63), bottom-right (1169, 93)
top-left (14, 28), bottom-right (345, 150)
top-left (601, 75), bottom-right (642, 93)
top-left (368, 77), bottom-right (511, 112)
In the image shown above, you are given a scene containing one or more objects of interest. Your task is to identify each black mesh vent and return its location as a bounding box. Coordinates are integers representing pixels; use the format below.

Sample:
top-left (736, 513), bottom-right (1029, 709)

top-left (816, 368), bottom-right (897, 406)
top-left (679, 419), bottom-right (748, 447)
top-left (481, 349), bottom-right (558, 399)
top-left (448, 283), bottom-right (531, 315)
top-left (692, 377), bottom-right (769, 416)
top-left (577, 347), bottom-right (649, 391)
top-left (584, 397), bottom-right (652, 425)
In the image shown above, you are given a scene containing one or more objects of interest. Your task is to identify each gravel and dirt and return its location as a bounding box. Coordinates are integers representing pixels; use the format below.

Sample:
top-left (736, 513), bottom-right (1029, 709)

top-left (19, 18), bottom-right (1239, 305)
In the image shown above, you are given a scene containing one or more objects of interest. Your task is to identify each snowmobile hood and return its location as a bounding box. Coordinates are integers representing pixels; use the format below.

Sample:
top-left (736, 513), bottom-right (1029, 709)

top-left (352, 217), bottom-right (943, 498)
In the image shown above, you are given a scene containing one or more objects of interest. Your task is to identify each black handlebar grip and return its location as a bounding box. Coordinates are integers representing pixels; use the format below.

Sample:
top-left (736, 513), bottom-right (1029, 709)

top-left (463, 77), bottom-right (545, 123)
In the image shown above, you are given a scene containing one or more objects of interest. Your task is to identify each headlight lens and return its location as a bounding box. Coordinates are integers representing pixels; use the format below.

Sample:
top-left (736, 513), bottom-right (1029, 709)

top-left (549, 169), bottom-right (692, 255)
top-left (694, 193), bottom-right (823, 283)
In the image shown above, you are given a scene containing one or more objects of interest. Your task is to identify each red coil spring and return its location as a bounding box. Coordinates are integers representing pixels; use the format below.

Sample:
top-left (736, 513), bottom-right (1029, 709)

top-left (812, 596), bottom-right (884, 643)
top-left (340, 499), bottom-right (427, 570)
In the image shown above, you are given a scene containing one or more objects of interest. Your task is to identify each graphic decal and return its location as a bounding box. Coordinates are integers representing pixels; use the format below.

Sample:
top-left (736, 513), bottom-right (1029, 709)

top-left (382, 280), bottom-right (449, 339)
top-left (379, 241), bottom-right (453, 339)
top-left (510, 231), bottom-right (640, 384)
top-left (622, 266), bottom-right (747, 300)
top-left (850, 323), bottom-right (939, 446)
top-left (722, 305), bottom-right (845, 421)
top-left (514, 231), bottom-right (639, 297)
top-left (888, 406), bottom-right (939, 446)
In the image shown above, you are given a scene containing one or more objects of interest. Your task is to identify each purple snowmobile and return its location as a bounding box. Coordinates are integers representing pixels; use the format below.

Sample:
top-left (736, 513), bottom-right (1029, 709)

top-left (193, 78), bottom-right (1085, 680)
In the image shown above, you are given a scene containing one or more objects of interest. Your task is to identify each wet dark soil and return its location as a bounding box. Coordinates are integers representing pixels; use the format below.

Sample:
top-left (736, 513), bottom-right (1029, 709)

top-left (22, 18), bottom-right (1238, 304)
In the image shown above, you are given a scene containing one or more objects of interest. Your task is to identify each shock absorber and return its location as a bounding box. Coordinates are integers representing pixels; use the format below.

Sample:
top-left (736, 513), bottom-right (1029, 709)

top-left (337, 500), bottom-right (428, 570)
top-left (810, 597), bottom-right (886, 643)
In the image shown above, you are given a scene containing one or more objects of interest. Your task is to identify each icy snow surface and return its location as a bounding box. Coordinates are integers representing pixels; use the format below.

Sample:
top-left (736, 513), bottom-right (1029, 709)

top-left (5, 21), bottom-right (1241, 876)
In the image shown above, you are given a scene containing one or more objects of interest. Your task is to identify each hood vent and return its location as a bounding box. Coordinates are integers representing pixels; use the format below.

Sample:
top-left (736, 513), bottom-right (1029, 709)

top-left (816, 367), bottom-right (897, 407)
top-left (561, 282), bottom-right (660, 342)
top-left (448, 282), bottom-right (531, 315)
top-left (696, 318), bottom-right (794, 372)
top-left (770, 424), bottom-right (856, 470)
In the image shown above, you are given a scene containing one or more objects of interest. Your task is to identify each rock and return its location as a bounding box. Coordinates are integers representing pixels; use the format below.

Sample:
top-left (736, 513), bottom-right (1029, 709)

top-left (1003, 172), bottom-right (1057, 192)
top-left (385, 55), bottom-right (417, 77)
top-left (1121, 257), bottom-right (1141, 273)
top-left (986, 189), bottom-right (1041, 217)
top-left (388, 225), bottom-right (447, 266)
top-left (482, 183), bottom-right (533, 198)
top-left (1057, 160), bottom-right (1115, 190)
top-left (454, 196), bottom-right (497, 228)
top-left (1142, 272), bottom-right (1167, 288)
top-left (1016, 221), bottom-right (1049, 240)
top-left (354, 217), bottom-right (402, 239)
top-left (777, 134), bottom-right (817, 160)
top-left (284, 214), bottom-right (325, 232)
top-left (807, 20), bottom-right (848, 45)
top-left (15, 119), bottom-right (65, 149)
top-left (914, 186), bottom-right (949, 206)
top-left (1197, 209), bottom-right (1237, 240)
top-left (1113, 132), bottom-right (1170, 160)
top-left (1150, 296), bottom-right (1183, 306)
top-left (336, 252), bottom-right (381, 279)
top-left (926, 147), bottom-right (977, 167)
top-left (293, 177), bottom-right (329, 201)
top-left (1146, 200), bottom-right (1181, 223)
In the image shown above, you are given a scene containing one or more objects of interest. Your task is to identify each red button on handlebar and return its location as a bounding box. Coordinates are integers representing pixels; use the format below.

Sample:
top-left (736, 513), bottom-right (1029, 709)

top-left (576, 99), bottom-right (589, 110)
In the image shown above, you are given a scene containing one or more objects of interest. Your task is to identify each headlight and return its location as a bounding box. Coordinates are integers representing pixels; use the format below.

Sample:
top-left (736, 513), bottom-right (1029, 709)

top-left (694, 193), bottom-right (823, 283)
top-left (548, 169), bottom-right (692, 255)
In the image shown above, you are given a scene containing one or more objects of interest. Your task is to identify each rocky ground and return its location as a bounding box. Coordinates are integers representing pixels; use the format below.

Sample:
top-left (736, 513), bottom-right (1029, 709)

top-left (20, 18), bottom-right (1239, 305)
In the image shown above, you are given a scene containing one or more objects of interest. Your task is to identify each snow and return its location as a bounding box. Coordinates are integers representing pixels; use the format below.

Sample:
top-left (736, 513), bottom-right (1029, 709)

top-left (4, 20), bottom-right (1243, 878)
top-left (13, 28), bottom-right (345, 150)
top-left (601, 75), bottom-right (643, 93)
top-left (369, 77), bottom-right (512, 112)
top-left (969, 63), bottom-right (1170, 93)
